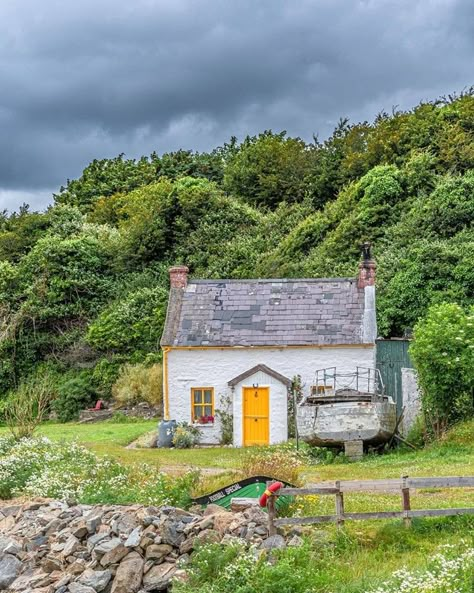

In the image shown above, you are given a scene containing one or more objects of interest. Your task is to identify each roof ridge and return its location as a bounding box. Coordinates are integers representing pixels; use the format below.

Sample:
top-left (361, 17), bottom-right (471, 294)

top-left (190, 277), bottom-right (356, 284)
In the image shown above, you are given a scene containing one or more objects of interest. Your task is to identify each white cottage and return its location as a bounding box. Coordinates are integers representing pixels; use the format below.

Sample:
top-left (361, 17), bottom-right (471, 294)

top-left (160, 253), bottom-right (377, 447)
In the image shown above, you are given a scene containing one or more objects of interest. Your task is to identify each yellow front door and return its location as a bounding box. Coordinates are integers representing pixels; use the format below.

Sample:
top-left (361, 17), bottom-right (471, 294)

top-left (243, 387), bottom-right (269, 446)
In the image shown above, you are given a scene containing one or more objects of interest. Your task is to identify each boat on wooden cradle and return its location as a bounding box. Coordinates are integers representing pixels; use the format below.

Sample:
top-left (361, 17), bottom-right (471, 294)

top-left (296, 367), bottom-right (397, 457)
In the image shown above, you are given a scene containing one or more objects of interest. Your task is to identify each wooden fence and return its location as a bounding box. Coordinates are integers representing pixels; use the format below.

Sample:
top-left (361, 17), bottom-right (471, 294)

top-left (267, 476), bottom-right (474, 535)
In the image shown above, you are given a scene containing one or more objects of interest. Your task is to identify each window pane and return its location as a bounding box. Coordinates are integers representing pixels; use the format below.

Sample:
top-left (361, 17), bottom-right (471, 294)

top-left (193, 390), bottom-right (202, 403)
top-left (204, 390), bottom-right (213, 403)
top-left (204, 405), bottom-right (212, 417)
top-left (194, 405), bottom-right (203, 419)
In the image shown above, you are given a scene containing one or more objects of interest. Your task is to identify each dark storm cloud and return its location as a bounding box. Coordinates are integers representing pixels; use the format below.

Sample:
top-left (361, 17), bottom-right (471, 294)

top-left (0, 0), bottom-right (473, 211)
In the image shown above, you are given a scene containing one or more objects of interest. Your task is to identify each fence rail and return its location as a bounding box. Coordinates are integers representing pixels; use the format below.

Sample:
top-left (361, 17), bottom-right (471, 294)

top-left (266, 476), bottom-right (474, 535)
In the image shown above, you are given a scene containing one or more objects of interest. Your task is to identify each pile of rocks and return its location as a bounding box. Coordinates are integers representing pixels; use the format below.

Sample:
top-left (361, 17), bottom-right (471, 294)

top-left (0, 499), bottom-right (291, 593)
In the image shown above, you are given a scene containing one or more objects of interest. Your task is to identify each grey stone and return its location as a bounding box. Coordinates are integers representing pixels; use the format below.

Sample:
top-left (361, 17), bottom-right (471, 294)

top-left (68, 583), bottom-right (96, 593)
top-left (84, 511), bottom-right (103, 534)
top-left (145, 544), bottom-right (173, 562)
top-left (160, 521), bottom-right (185, 547)
top-left (62, 535), bottom-right (80, 557)
top-left (260, 535), bottom-right (286, 550)
top-left (94, 538), bottom-right (122, 555)
top-left (0, 536), bottom-right (21, 556)
top-left (0, 553), bottom-right (22, 590)
top-left (111, 552), bottom-right (144, 593)
top-left (87, 532), bottom-right (110, 552)
top-left (100, 543), bottom-right (128, 567)
top-left (124, 527), bottom-right (142, 548)
top-left (287, 535), bottom-right (304, 547)
top-left (78, 568), bottom-right (112, 592)
top-left (142, 563), bottom-right (177, 591)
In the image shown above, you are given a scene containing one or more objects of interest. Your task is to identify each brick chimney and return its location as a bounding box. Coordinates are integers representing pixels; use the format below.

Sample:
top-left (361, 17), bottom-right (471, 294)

top-left (358, 242), bottom-right (376, 288)
top-left (169, 265), bottom-right (189, 289)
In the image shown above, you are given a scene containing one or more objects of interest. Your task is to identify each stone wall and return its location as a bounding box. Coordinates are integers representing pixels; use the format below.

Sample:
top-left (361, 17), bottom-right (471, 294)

top-left (401, 368), bottom-right (421, 436)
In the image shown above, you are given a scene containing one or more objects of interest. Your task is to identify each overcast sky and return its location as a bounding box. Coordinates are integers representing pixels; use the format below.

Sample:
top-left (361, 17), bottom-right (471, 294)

top-left (0, 0), bottom-right (472, 213)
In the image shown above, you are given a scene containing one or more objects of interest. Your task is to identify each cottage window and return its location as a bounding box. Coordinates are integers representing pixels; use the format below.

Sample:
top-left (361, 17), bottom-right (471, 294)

top-left (191, 388), bottom-right (214, 424)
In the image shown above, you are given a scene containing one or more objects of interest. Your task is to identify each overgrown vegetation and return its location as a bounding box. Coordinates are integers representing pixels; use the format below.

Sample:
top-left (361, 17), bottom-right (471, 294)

top-left (0, 90), bottom-right (473, 417)
top-left (0, 435), bottom-right (198, 507)
top-left (410, 303), bottom-right (474, 437)
top-left (175, 533), bottom-right (474, 593)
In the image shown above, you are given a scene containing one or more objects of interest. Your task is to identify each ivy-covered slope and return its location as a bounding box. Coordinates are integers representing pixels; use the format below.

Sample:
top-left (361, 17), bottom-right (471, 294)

top-left (0, 92), bottom-right (472, 406)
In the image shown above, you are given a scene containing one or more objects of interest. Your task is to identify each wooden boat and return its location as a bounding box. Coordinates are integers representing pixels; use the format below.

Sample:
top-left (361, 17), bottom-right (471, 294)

top-left (192, 475), bottom-right (293, 511)
top-left (297, 367), bottom-right (397, 448)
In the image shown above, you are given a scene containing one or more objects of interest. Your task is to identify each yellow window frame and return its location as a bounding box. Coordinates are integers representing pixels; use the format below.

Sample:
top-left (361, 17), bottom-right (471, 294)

top-left (191, 387), bottom-right (215, 423)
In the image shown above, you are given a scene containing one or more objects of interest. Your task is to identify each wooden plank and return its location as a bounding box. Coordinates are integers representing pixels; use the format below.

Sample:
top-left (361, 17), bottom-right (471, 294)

top-left (274, 515), bottom-right (336, 526)
top-left (278, 487), bottom-right (339, 496)
top-left (343, 511), bottom-right (403, 520)
top-left (275, 508), bottom-right (474, 525)
top-left (408, 508), bottom-right (474, 518)
top-left (407, 477), bottom-right (474, 489)
top-left (339, 479), bottom-right (402, 492)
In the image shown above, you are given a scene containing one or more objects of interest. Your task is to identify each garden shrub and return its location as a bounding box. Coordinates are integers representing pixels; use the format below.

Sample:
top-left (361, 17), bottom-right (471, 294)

top-left (112, 362), bottom-right (163, 410)
top-left (4, 372), bottom-right (56, 439)
top-left (410, 303), bottom-right (474, 437)
top-left (172, 423), bottom-right (200, 449)
top-left (0, 436), bottom-right (199, 508)
top-left (174, 540), bottom-right (321, 593)
top-left (53, 370), bottom-right (96, 422)
top-left (239, 442), bottom-right (309, 484)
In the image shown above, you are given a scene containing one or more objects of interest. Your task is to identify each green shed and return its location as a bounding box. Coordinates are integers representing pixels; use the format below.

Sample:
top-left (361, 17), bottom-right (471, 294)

top-left (376, 339), bottom-right (414, 416)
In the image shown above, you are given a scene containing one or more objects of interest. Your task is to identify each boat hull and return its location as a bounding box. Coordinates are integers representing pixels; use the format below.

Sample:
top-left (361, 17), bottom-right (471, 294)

top-left (297, 399), bottom-right (397, 447)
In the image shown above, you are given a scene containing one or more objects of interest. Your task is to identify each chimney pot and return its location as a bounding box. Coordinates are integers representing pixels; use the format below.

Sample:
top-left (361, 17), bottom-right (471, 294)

top-left (169, 265), bottom-right (189, 289)
top-left (358, 243), bottom-right (376, 289)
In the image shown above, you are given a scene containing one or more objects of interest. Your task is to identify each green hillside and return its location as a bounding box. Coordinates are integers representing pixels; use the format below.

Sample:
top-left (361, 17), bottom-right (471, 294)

top-left (0, 91), bottom-right (473, 410)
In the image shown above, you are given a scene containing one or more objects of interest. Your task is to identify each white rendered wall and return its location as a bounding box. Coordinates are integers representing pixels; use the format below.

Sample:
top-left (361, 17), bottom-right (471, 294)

top-left (166, 346), bottom-right (374, 445)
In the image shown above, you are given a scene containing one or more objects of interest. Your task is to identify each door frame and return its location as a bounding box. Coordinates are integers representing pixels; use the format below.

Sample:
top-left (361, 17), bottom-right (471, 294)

top-left (242, 385), bottom-right (270, 446)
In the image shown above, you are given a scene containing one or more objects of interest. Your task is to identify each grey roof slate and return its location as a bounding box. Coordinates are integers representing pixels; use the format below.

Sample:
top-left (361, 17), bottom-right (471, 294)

top-left (161, 277), bottom-right (366, 347)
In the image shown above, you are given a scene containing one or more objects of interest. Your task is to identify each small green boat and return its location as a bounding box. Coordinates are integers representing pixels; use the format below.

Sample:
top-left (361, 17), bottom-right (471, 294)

top-left (192, 475), bottom-right (293, 511)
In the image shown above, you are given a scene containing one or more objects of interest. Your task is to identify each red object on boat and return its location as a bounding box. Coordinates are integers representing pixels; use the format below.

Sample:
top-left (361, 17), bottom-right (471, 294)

top-left (259, 481), bottom-right (283, 507)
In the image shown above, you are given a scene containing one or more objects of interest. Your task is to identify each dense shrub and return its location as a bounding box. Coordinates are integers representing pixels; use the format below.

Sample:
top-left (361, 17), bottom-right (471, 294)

top-left (0, 436), bottom-right (198, 507)
top-left (172, 423), bottom-right (200, 449)
top-left (52, 371), bottom-right (96, 422)
top-left (112, 363), bottom-right (163, 410)
top-left (410, 303), bottom-right (474, 437)
top-left (239, 442), bottom-right (309, 484)
top-left (174, 540), bottom-right (318, 593)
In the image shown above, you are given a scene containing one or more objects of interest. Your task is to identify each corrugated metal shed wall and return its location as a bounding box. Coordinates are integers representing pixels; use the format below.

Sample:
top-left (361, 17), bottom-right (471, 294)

top-left (376, 339), bottom-right (413, 415)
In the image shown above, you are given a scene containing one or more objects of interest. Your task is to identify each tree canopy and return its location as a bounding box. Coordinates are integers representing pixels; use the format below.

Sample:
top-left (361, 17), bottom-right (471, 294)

top-left (1, 91), bottom-right (473, 415)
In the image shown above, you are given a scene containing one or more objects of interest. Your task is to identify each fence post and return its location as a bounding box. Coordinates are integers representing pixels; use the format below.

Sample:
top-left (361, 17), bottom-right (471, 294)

top-left (267, 494), bottom-right (277, 536)
top-left (401, 475), bottom-right (411, 528)
top-left (335, 481), bottom-right (345, 528)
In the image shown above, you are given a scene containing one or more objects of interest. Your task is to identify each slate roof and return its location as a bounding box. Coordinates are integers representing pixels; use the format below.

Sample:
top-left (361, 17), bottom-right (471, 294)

top-left (161, 277), bottom-right (367, 347)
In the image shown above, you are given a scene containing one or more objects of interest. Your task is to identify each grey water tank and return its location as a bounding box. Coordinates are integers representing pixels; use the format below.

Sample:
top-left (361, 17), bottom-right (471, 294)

top-left (157, 419), bottom-right (177, 448)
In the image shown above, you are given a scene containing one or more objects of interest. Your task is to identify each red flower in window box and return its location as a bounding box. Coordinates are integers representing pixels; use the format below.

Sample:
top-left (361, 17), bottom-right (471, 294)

top-left (198, 415), bottom-right (214, 424)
